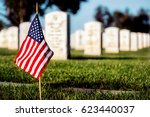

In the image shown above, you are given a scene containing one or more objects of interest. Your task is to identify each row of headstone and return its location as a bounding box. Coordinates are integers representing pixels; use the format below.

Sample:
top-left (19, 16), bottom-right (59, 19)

top-left (104, 29), bottom-right (150, 52)
top-left (0, 11), bottom-right (69, 60)
top-left (0, 11), bottom-right (150, 60)
top-left (0, 22), bottom-right (31, 50)
top-left (0, 27), bottom-right (18, 50)
top-left (71, 24), bottom-right (150, 55)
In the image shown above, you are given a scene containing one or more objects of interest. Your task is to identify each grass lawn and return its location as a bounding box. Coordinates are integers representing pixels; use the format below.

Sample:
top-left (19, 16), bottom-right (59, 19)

top-left (0, 48), bottom-right (150, 99)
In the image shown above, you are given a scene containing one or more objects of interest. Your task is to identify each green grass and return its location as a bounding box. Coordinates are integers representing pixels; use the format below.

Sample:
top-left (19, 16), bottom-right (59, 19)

top-left (71, 48), bottom-right (150, 59)
top-left (0, 58), bottom-right (150, 91)
top-left (0, 48), bottom-right (17, 56)
top-left (0, 48), bottom-right (150, 99)
top-left (0, 82), bottom-right (149, 100)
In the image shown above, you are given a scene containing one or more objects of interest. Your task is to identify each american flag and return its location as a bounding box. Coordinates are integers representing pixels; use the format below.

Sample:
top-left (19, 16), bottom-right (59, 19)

top-left (15, 14), bottom-right (53, 80)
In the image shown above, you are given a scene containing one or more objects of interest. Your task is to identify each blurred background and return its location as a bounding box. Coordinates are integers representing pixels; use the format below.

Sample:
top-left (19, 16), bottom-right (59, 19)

top-left (0, 0), bottom-right (149, 33)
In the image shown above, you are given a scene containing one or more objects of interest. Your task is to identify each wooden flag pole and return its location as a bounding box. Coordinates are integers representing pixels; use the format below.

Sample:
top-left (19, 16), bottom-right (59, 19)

top-left (39, 77), bottom-right (42, 100)
top-left (36, 2), bottom-right (38, 14)
top-left (36, 2), bottom-right (42, 100)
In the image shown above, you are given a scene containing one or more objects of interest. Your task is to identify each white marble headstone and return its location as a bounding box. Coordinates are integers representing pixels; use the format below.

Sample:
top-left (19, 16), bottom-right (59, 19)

top-left (74, 30), bottom-right (84, 51)
top-left (7, 26), bottom-right (18, 50)
top-left (19, 22), bottom-right (31, 48)
top-left (70, 33), bottom-right (76, 49)
top-left (0, 29), bottom-right (8, 48)
top-left (102, 32), bottom-right (107, 49)
top-left (146, 34), bottom-right (149, 48)
top-left (145, 33), bottom-right (147, 48)
top-left (104, 27), bottom-right (119, 53)
top-left (143, 33), bottom-right (147, 48)
top-left (137, 33), bottom-right (143, 49)
top-left (84, 21), bottom-right (102, 55)
top-left (45, 11), bottom-right (69, 60)
top-left (120, 29), bottom-right (130, 51)
top-left (148, 34), bottom-right (150, 47)
top-left (130, 32), bottom-right (138, 51)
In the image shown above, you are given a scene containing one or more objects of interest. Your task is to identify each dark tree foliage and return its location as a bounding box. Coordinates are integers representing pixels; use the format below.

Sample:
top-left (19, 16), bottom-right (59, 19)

top-left (4, 0), bottom-right (87, 26)
top-left (0, 20), bottom-right (4, 30)
top-left (95, 6), bottom-right (150, 33)
top-left (4, 0), bottom-right (45, 26)
top-left (95, 6), bottom-right (113, 28)
top-left (132, 9), bottom-right (149, 32)
top-left (45, 0), bottom-right (87, 14)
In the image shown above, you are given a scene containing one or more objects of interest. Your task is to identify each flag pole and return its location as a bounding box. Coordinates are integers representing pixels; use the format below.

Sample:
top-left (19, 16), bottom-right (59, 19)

top-left (39, 77), bottom-right (42, 100)
top-left (36, 2), bottom-right (38, 14)
top-left (36, 2), bottom-right (42, 100)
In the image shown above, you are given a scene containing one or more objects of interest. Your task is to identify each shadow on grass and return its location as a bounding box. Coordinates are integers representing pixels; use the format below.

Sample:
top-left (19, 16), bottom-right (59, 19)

top-left (42, 80), bottom-right (150, 91)
top-left (70, 56), bottom-right (150, 60)
top-left (0, 48), bottom-right (18, 56)
top-left (70, 48), bottom-right (150, 60)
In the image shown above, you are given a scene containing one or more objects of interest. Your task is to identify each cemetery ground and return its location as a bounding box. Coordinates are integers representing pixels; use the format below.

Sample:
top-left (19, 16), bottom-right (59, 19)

top-left (0, 48), bottom-right (150, 100)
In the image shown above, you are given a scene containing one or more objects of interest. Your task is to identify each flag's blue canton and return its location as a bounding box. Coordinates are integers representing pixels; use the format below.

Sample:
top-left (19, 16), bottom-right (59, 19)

top-left (28, 15), bottom-right (44, 43)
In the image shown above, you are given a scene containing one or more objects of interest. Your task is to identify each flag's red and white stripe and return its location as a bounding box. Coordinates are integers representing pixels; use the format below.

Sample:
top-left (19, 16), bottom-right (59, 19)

top-left (15, 36), bottom-right (53, 79)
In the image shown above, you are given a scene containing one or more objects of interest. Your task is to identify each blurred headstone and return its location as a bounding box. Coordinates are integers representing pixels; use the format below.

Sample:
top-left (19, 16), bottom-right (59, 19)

top-left (19, 22), bottom-right (31, 48)
top-left (0, 29), bottom-right (8, 48)
top-left (45, 11), bottom-right (70, 60)
top-left (7, 26), bottom-right (18, 50)
top-left (146, 34), bottom-right (149, 48)
top-left (84, 21), bottom-right (102, 55)
top-left (137, 33), bottom-right (143, 49)
top-left (102, 32), bottom-right (107, 49)
top-left (120, 29), bottom-right (130, 51)
top-left (143, 33), bottom-right (147, 48)
top-left (74, 30), bottom-right (84, 50)
top-left (130, 32), bottom-right (138, 51)
top-left (148, 34), bottom-right (150, 47)
top-left (104, 27), bottom-right (119, 53)
top-left (70, 32), bottom-right (76, 49)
